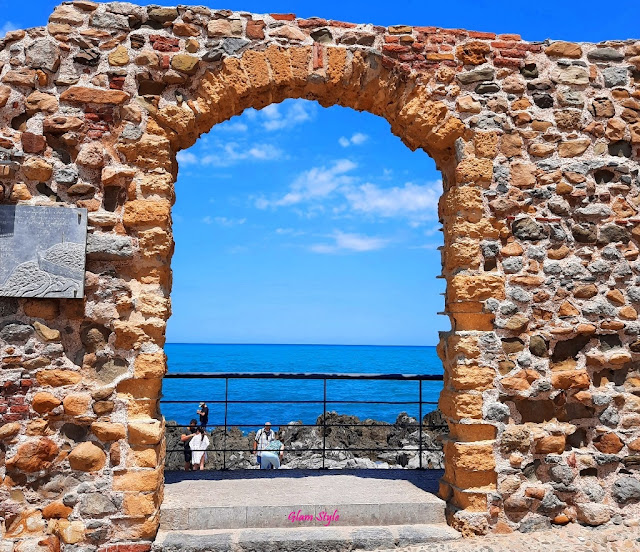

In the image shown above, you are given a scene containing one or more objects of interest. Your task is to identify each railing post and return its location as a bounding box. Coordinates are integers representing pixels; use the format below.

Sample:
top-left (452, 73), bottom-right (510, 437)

top-left (322, 378), bottom-right (327, 469)
top-left (419, 379), bottom-right (423, 470)
top-left (223, 377), bottom-right (228, 470)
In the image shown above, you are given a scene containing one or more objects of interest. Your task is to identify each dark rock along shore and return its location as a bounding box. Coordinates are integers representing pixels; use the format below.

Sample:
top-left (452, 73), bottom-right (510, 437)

top-left (165, 410), bottom-right (448, 470)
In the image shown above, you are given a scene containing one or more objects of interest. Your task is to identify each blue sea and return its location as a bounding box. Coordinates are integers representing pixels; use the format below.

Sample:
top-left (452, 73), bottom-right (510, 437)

top-left (161, 344), bottom-right (444, 432)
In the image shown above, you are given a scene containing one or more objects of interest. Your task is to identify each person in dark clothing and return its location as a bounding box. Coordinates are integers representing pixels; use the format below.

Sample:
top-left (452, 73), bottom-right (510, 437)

top-left (197, 402), bottom-right (209, 428)
top-left (180, 419), bottom-right (198, 470)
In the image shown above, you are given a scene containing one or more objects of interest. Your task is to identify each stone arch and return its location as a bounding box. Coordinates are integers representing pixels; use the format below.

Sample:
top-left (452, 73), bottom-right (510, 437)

top-left (1, 2), bottom-right (640, 549)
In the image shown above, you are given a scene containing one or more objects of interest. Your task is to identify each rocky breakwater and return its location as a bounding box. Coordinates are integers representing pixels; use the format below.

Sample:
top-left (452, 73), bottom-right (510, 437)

top-left (164, 410), bottom-right (447, 470)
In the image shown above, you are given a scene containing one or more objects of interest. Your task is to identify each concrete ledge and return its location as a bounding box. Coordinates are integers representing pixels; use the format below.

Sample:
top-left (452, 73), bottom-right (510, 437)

top-left (154, 524), bottom-right (461, 552)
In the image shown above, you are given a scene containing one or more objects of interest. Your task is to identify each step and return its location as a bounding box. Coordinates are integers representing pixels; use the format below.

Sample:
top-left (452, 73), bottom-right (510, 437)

top-left (153, 524), bottom-right (461, 552)
top-left (160, 473), bottom-right (446, 530)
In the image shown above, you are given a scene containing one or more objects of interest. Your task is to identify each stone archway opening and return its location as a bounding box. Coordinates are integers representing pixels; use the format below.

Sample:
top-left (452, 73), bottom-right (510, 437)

top-left (2, 2), bottom-right (640, 550)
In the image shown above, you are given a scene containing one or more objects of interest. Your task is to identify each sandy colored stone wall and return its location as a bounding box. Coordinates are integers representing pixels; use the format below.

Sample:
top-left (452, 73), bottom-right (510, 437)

top-left (0, 1), bottom-right (639, 548)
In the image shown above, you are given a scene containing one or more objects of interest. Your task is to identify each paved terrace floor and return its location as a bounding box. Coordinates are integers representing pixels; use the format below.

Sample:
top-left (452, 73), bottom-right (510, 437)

top-left (162, 469), bottom-right (444, 530)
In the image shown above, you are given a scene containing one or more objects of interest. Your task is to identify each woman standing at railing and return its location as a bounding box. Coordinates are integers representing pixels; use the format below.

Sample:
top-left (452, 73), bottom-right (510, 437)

top-left (189, 426), bottom-right (210, 470)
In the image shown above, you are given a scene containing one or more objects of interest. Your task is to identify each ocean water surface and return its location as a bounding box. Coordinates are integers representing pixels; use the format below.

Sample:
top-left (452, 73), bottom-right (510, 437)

top-left (162, 344), bottom-right (444, 431)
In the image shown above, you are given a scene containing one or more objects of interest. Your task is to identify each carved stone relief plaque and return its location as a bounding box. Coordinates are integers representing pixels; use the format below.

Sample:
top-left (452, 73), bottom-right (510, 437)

top-left (0, 205), bottom-right (87, 298)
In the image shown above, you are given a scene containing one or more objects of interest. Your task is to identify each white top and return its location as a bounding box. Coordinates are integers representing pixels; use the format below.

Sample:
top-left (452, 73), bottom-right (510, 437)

top-left (189, 433), bottom-right (209, 465)
top-left (255, 428), bottom-right (275, 453)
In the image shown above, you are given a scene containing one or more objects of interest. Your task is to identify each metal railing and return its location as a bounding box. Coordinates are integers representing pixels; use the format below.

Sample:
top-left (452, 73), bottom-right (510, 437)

top-left (161, 372), bottom-right (445, 470)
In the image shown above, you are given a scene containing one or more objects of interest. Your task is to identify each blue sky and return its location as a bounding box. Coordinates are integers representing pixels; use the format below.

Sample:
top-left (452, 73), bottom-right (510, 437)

top-left (3, 0), bottom-right (638, 345)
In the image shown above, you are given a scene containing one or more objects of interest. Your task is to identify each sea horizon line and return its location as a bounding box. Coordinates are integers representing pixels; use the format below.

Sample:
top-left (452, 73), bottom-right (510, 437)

top-left (165, 342), bottom-right (438, 348)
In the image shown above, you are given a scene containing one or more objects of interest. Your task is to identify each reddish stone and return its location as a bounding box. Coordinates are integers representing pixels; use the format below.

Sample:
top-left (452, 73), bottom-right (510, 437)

top-left (382, 44), bottom-right (411, 53)
top-left (384, 36), bottom-right (400, 43)
top-left (297, 18), bottom-right (328, 28)
top-left (21, 132), bottom-right (46, 153)
top-left (494, 57), bottom-right (523, 68)
top-left (270, 13), bottom-right (295, 20)
top-left (149, 35), bottom-right (179, 52)
top-left (594, 433), bottom-right (624, 454)
top-left (499, 33), bottom-right (522, 40)
top-left (469, 30), bottom-right (497, 39)
top-left (313, 43), bottom-right (324, 69)
top-left (500, 49), bottom-right (527, 58)
top-left (6, 438), bottom-right (58, 472)
top-left (329, 20), bottom-right (357, 28)
top-left (246, 20), bottom-right (265, 40)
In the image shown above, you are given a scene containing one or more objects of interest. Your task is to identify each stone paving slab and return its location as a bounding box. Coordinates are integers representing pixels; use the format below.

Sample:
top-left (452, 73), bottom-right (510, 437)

top-left (153, 524), bottom-right (461, 552)
top-left (161, 470), bottom-right (446, 530)
top-left (386, 523), bottom-right (640, 552)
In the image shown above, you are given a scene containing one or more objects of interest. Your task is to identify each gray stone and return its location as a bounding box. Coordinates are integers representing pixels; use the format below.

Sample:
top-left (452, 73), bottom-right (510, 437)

top-left (588, 260), bottom-right (611, 275)
top-left (603, 67), bottom-right (629, 87)
top-left (575, 204), bottom-right (612, 219)
top-left (598, 224), bottom-right (630, 244)
top-left (221, 38), bottom-right (250, 55)
top-left (549, 464), bottom-right (575, 485)
top-left (529, 335), bottom-right (548, 357)
top-left (588, 47), bottom-right (624, 61)
top-left (456, 66), bottom-right (495, 85)
top-left (582, 481), bottom-right (605, 502)
top-left (120, 123), bottom-right (143, 141)
top-left (352, 527), bottom-right (395, 550)
top-left (612, 477), bottom-right (640, 503)
top-left (503, 257), bottom-right (523, 274)
top-left (80, 493), bottom-right (117, 516)
top-left (0, 298), bottom-right (18, 317)
top-left (528, 246), bottom-right (546, 260)
top-left (602, 246), bottom-right (622, 260)
top-left (599, 405), bottom-right (620, 427)
top-left (558, 90), bottom-right (584, 107)
top-left (485, 403), bottom-right (510, 422)
top-left (518, 516), bottom-right (551, 533)
top-left (613, 261), bottom-right (632, 278)
top-left (509, 287), bottom-right (532, 303)
top-left (500, 301), bottom-right (519, 315)
top-left (54, 166), bottom-right (79, 185)
top-left (549, 224), bottom-right (567, 241)
top-left (0, 323), bottom-right (34, 342)
top-left (90, 12), bottom-right (130, 30)
top-left (475, 82), bottom-right (501, 94)
top-left (582, 298), bottom-right (616, 317)
top-left (26, 39), bottom-right (61, 72)
top-left (512, 217), bottom-right (546, 241)
top-left (543, 261), bottom-right (562, 275)
top-left (87, 234), bottom-right (133, 260)
top-left (94, 358), bottom-right (128, 385)
top-left (481, 241), bottom-right (500, 258)
top-left (572, 222), bottom-right (597, 243)
top-left (539, 492), bottom-right (565, 513)
top-left (310, 28), bottom-right (333, 43)
top-left (628, 287), bottom-right (640, 302)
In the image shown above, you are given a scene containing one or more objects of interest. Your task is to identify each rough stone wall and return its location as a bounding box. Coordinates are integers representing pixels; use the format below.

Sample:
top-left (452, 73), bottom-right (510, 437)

top-left (0, 1), bottom-right (639, 548)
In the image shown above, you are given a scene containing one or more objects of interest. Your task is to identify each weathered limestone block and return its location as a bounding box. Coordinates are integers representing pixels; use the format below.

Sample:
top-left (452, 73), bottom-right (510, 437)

top-left (68, 441), bottom-right (106, 471)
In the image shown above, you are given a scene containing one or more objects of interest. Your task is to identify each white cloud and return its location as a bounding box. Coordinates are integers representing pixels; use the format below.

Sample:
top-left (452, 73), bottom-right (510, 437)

top-left (344, 180), bottom-right (442, 221)
top-left (259, 101), bottom-right (315, 131)
top-left (338, 132), bottom-right (369, 147)
top-left (203, 216), bottom-right (246, 226)
top-left (178, 142), bottom-right (284, 168)
top-left (275, 228), bottom-right (305, 236)
top-left (310, 231), bottom-right (388, 254)
top-left (218, 121), bottom-right (248, 133)
top-left (256, 159), bottom-right (357, 208)
top-left (0, 22), bottom-right (18, 37)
